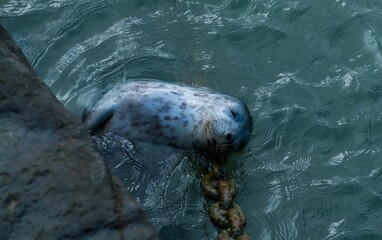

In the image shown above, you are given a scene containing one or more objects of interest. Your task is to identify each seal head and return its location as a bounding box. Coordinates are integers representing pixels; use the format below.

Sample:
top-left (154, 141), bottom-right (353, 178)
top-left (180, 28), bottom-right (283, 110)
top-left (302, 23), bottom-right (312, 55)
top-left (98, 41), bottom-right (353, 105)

top-left (197, 97), bottom-right (252, 154)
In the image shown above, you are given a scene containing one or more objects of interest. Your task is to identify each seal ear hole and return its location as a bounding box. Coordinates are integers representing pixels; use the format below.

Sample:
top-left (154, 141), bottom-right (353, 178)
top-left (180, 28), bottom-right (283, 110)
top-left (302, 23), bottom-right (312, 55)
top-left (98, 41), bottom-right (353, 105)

top-left (226, 133), bottom-right (233, 143)
top-left (230, 110), bottom-right (237, 119)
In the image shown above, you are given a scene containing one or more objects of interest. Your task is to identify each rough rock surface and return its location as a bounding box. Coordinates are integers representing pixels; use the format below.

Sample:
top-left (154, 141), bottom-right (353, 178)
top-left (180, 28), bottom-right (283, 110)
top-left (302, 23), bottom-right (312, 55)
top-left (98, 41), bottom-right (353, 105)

top-left (0, 24), bottom-right (158, 240)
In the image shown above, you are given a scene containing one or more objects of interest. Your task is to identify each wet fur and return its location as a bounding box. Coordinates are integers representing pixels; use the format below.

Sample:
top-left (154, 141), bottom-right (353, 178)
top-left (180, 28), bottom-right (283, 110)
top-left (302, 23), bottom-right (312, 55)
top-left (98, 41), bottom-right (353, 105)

top-left (83, 80), bottom-right (253, 154)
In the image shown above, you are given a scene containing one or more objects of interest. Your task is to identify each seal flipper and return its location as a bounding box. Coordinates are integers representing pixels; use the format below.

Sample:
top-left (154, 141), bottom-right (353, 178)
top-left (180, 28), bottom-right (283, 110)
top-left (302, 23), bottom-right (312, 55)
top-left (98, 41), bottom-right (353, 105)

top-left (82, 105), bottom-right (116, 134)
top-left (81, 106), bottom-right (92, 123)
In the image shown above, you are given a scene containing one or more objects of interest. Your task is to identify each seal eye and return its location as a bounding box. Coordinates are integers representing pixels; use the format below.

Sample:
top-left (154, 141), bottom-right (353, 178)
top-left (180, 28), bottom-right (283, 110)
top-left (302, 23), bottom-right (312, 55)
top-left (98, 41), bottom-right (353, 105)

top-left (231, 110), bottom-right (237, 119)
top-left (226, 133), bottom-right (233, 143)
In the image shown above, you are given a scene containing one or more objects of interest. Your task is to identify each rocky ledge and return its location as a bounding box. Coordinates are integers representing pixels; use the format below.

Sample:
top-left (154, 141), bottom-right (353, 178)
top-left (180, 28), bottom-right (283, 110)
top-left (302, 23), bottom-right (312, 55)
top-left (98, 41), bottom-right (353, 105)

top-left (0, 24), bottom-right (158, 240)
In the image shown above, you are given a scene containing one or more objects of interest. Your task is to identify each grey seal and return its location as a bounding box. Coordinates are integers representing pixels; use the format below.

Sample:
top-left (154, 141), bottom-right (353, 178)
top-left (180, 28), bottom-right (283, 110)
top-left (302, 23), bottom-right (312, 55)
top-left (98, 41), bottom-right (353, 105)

top-left (82, 80), bottom-right (253, 155)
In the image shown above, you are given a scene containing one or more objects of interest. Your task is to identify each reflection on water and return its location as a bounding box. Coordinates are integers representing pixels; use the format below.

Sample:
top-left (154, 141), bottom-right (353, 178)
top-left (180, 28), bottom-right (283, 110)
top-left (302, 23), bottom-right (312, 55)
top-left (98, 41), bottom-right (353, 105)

top-left (3, 0), bottom-right (382, 239)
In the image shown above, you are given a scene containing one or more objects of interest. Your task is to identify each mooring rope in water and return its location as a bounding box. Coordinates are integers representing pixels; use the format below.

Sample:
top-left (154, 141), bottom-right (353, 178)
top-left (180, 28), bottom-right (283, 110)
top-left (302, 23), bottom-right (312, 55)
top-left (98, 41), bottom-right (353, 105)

top-left (200, 159), bottom-right (251, 240)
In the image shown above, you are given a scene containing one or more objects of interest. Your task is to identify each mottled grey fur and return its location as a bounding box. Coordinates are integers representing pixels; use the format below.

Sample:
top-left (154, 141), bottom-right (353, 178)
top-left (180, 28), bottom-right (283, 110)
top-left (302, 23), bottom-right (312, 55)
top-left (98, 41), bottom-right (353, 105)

top-left (83, 80), bottom-right (253, 154)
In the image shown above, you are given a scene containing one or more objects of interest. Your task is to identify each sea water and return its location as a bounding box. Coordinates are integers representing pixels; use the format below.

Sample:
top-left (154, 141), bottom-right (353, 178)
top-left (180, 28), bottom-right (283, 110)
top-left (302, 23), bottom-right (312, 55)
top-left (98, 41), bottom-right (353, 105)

top-left (2, 0), bottom-right (382, 239)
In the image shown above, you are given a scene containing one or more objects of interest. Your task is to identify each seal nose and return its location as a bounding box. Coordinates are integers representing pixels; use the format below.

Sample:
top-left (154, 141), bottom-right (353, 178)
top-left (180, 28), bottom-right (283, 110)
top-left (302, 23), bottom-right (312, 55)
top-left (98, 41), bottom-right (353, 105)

top-left (226, 132), bottom-right (245, 152)
top-left (224, 136), bottom-right (242, 152)
top-left (225, 133), bottom-right (233, 143)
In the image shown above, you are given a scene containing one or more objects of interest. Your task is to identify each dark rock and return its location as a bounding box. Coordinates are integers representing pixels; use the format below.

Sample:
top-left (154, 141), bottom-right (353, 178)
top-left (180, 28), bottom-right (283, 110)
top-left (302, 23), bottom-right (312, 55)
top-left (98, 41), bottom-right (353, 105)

top-left (0, 24), bottom-right (158, 240)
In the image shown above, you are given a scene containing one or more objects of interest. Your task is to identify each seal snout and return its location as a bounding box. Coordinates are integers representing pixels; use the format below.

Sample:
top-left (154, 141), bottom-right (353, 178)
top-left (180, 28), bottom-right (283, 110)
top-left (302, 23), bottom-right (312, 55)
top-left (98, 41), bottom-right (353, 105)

top-left (208, 115), bottom-right (251, 153)
top-left (210, 104), bottom-right (253, 153)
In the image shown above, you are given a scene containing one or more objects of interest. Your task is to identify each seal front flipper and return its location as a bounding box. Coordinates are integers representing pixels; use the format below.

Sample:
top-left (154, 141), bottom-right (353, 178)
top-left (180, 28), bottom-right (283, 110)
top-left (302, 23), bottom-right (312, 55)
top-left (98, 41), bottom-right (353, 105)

top-left (81, 106), bottom-right (92, 123)
top-left (82, 104), bottom-right (116, 134)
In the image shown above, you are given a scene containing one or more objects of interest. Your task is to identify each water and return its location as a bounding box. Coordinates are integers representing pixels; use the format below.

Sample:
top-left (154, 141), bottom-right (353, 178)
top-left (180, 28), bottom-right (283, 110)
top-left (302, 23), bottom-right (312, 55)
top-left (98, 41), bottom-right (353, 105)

top-left (2, 0), bottom-right (382, 239)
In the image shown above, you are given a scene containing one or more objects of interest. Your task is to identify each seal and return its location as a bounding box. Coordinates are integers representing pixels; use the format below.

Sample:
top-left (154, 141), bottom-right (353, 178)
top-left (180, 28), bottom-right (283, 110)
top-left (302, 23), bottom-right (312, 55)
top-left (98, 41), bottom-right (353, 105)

top-left (82, 80), bottom-right (253, 154)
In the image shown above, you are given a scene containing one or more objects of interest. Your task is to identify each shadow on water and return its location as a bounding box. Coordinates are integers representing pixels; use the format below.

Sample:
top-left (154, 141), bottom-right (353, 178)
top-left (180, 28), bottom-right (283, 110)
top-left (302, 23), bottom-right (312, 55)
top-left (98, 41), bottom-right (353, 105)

top-left (92, 132), bottom-right (216, 239)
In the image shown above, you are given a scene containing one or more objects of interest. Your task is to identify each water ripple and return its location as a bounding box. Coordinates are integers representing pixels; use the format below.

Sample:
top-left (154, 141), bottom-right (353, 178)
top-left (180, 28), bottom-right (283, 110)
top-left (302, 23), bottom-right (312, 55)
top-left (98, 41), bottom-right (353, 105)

top-left (2, 0), bottom-right (73, 16)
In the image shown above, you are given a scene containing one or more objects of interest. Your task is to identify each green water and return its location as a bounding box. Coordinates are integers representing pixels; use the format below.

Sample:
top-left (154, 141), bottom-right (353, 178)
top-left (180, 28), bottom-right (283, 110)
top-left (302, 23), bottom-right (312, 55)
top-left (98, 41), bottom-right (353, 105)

top-left (2, 0), bottom-right (382, 239)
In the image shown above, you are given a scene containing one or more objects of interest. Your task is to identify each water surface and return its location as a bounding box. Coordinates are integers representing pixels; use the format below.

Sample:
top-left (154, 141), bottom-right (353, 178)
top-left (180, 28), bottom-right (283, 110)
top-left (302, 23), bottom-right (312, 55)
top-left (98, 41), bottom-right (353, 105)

top-left (2, 0), bottom-right (382, 239)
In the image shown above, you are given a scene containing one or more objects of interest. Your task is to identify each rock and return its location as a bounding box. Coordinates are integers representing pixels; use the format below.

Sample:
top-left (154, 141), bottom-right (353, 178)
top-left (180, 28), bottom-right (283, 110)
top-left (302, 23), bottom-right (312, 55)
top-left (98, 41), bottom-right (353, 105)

top-left (0, 24), bottom-right (158, 240)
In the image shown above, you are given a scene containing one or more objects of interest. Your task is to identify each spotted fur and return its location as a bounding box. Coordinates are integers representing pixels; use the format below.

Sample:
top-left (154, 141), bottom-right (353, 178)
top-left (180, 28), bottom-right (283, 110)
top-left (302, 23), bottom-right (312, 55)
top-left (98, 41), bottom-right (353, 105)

top-left (83, 80), bottom-right (253, 154)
